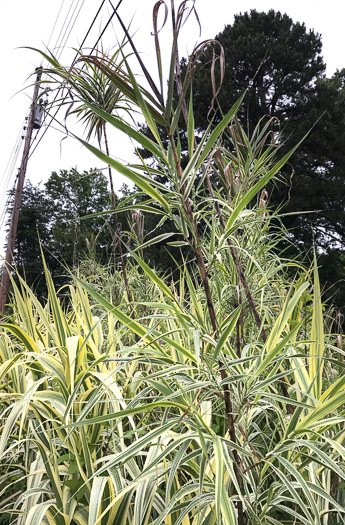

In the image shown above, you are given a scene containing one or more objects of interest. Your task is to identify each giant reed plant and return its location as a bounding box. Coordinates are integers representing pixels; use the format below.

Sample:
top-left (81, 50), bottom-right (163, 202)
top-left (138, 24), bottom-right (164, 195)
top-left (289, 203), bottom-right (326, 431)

top-left (32, 45), bottom-right (135, 302)
top-left (1, 1), bottom-right (345, 524)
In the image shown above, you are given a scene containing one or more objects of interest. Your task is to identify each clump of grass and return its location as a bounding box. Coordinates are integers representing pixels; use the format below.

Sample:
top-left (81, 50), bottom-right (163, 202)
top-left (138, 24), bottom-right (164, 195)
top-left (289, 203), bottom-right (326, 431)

top-left (1, 2), bottom-right (344, 524)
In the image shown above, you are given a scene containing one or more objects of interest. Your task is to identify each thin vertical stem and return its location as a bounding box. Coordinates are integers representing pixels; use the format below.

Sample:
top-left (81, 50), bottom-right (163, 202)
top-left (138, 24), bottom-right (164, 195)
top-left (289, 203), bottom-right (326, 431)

top-left (73, 214), bottom-right (78, 270)
top-left (170, 6), bottom-right (243, 522)
top-left (103, 123), bottom-right (132, 307)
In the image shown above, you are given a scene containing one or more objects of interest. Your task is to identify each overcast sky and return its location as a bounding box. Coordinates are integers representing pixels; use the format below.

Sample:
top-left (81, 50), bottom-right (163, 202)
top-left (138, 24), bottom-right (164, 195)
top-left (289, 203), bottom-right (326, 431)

top-left (1, 0), bottom-right (344, 252)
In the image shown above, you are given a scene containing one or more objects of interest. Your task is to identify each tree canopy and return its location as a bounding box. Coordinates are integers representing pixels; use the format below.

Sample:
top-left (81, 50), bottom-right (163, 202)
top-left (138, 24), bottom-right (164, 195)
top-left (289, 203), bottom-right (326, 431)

top-left (7, 168), bottom-right (115, 294)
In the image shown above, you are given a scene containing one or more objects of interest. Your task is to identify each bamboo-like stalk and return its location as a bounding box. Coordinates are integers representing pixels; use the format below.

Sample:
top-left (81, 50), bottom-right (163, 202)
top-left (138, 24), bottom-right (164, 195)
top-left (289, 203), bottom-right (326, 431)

top-left (235, 291), bottom-right (243, 359)
top-left (205, 141), bottom-right (293, 410)
top-left (73, 213), bottom-right (78, 270)
top-left (170, 4), bottom-right (266, 342)
top-left (103, 124), bottom-right (132, 307)
top-left (170, 4), bottom-right (244, 522)
top-left (172, 36), bottom-right (292, 411)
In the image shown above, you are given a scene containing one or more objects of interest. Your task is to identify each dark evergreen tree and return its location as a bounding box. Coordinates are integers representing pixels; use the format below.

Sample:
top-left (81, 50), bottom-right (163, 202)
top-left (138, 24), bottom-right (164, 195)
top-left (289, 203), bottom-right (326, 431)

top-left (280, 69), bottom-right (345, 250)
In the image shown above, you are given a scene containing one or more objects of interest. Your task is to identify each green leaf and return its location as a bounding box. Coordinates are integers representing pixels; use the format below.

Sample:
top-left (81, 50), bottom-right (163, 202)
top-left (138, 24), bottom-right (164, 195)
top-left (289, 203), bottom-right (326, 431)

top-left (89, 477), bottom-right (108, 525)
top-left (296, 390), bottom-right (345, 431)
top-left (80, 100), bottom-right (167, 162)
top-left (196, 92), bottom-right (246, 169)
top-left (129, 249), bottom-right (175, 301)
top-left (225, 134), bottom-right (309, 232)
top-left (214, 436), bottom-right (224, 524)
top-left (124, 55), bottom-right (163, 144)
top-left (166, 241), bottom-right (190, 247)
top-left (134, 232), bottom-right (179, 253)
top-left (309, 252), bottom-right (324, 400)
top-left (187, 87), bottom-right (195, 158)
top-left (0, 324), bottom-right (40, 354)
top-left (24, 503), bottom-right (55, 525)
top-left (61, 400), bottom-right (188, 429)
top-left (213, 306), bottom-right (242, 360)
top-left (220, 486), bottom-right (236, 525)
top-left (75, 136), bottom-right (170, 212)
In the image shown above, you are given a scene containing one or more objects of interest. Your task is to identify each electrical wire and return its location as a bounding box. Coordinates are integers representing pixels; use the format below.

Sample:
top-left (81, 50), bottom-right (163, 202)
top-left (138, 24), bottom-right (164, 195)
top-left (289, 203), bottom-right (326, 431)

top-left (1, 119), bottom-right (25, 191)
top-left (90, 0), bottom-right (123, 53)
top-left (57, 0), bottom-right (86, 61)
top-left (46, 0), bottom-right (67, 50)
top-left (52, 0), bottom-right (78, 58)
top-left (1, 0), bottom-right (93, 238)
top-left (4, 0), bottom-right (116, 183)
top-left (0, 111), bottom-right (30, 236)
top-left (78, 0), bottom-right (107, 52)
top-left (37, 1), bottom-right (74, 96)
top-left (0, 111), bottom-right (29, 212)
top-left (1, 0), bottom-right (123, 238)
top-left (31, 0), bottom-right (108, 148)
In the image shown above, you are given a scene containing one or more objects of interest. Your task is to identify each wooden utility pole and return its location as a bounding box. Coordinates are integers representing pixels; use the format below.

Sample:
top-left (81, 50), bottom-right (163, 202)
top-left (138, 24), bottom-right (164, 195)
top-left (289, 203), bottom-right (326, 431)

top-left (0, 67), bottom-right (42, 314)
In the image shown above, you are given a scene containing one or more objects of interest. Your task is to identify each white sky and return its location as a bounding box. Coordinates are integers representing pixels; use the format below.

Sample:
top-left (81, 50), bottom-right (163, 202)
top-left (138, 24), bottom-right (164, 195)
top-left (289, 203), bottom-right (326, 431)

top-left (1, 0), bottom-right (344, 253)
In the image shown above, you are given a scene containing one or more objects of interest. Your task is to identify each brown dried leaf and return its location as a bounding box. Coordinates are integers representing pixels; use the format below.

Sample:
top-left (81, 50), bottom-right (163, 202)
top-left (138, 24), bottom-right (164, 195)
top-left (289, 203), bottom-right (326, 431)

top-left (337, 334), bottom-right (343, 351)
top-left (152, 1), bottom-right (168, 36)
top-left (259, 189), bottom-right (269, 209)
top-left (176, 0), bottom-right (200, 34)
top-left (208, 43), bottom-right (225, 117)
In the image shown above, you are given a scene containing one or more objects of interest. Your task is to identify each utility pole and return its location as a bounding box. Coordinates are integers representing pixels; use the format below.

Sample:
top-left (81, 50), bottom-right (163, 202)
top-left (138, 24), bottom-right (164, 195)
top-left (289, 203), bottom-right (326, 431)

top-left (0, 67), bottom-right (42, 314)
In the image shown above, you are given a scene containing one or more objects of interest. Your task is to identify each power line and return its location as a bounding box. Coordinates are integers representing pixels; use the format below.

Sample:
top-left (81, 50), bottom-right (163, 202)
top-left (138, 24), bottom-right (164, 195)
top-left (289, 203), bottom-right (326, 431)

top-left (1, 119), bottom-right (25, 189)
top-left (4, 0), bottom-right (117, 182)
top-left (57, 0), bottom-right (86, 60)
top-left (46, 0), bottom-right (67, 50)
top-left (39, 1), bottom-right (80, 97)
top-left (77, 0), bottom-right (107, 52)
top-left (1, 1), bottom-right (103, 239)
top-left (0, 112), bottom-right (29, 215)
top-left (52, 0), bottom-right (79, 58)
top-left (90, 0), bottom-right (122, 53)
